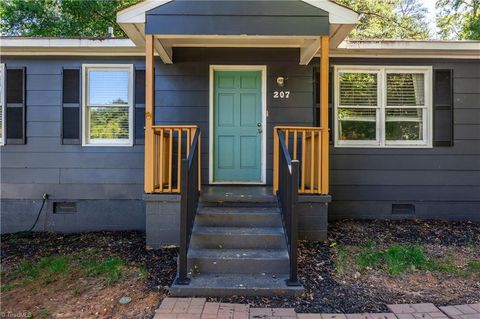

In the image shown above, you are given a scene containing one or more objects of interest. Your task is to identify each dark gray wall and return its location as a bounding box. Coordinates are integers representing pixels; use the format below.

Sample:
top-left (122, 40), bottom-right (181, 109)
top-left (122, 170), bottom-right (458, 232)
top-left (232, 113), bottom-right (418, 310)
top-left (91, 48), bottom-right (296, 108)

top-left (0, 49), bottom-right (314, 233)
top-left (161, 48), bottom-right (315, 186)
top-left (1, 50), bottom-right (479, 234)
top-left (327, 58), bottom-right (480, 222)
top-left (0, 56), bottom-right (147, 233)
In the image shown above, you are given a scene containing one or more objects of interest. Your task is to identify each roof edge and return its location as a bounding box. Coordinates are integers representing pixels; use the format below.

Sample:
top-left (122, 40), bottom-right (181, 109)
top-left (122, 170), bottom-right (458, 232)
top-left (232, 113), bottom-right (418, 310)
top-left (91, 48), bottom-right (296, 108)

top-left (1, 38), bottom-right (479, 59)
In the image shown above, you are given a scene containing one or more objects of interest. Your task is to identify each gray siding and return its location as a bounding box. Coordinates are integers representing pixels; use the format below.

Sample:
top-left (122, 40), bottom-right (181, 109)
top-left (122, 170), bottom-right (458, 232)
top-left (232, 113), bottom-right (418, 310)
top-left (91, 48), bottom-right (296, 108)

top-left (1, 57), bottom-right (146, 232)
top-left (328, 58), bottom-right (480, 221)
top-left (1, 51), bottom-right (479, 233)
top-left (0, 49), bottom-right (313, 232)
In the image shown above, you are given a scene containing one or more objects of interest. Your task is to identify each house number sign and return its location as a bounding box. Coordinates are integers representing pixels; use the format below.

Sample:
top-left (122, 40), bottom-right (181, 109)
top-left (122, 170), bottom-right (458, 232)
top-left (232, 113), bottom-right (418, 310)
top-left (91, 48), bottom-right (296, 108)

top-left (273, 91), bottom-right (290, 99)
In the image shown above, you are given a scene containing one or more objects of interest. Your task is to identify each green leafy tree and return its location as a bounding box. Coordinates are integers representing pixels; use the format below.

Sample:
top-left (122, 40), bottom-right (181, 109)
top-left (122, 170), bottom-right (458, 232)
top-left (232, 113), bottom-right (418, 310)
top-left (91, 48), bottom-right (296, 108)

top-left (436, 0), bottom-right (480, 39)
top-left (334, 0), bottom-right (430, 39)
top-left (0, 0), bottom-right (141, 37)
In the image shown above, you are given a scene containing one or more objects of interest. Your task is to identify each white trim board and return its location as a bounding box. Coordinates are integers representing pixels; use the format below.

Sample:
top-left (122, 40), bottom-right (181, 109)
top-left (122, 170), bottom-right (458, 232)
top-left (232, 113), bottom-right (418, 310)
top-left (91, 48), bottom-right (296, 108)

top-left (81, 64), bottom-right (134, 147)
top-left (116, 0), bottom-right (359, 25)
top-left (0, 63), bottom-right (5, 146)
top-left (208, 65), bottom-right (267, 185)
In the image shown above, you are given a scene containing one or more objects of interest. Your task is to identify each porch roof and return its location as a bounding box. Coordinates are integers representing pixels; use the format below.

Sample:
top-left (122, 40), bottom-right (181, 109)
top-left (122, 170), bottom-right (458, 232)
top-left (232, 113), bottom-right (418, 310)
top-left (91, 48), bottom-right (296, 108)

top-left (117, 0), bottom-right (359, 65)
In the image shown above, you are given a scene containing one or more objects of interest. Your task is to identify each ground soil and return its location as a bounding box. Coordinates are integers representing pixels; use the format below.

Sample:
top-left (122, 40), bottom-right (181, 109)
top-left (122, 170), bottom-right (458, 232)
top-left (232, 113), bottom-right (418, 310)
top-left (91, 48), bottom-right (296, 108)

top-left (1, 232), bottom-right (176, 319)
top-left (1, 220), bottom-right (479, 318)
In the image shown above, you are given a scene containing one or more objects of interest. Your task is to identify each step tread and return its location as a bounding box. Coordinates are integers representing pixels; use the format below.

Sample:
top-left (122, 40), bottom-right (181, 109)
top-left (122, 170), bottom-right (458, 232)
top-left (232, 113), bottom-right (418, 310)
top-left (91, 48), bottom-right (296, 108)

top-left (170, 273), bottom-right (303, 297)
top-left (188, 248), bottom-right (289, 260)
top-left (193, 226), bottom-right (285, 236)
top-left (198, 206), bottom-right (280, 215)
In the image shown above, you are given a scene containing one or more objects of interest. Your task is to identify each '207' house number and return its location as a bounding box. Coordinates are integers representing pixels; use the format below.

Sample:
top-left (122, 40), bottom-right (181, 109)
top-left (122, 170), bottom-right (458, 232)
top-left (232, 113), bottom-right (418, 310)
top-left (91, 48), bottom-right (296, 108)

top-left (273, 91), bottom-right (290, 99)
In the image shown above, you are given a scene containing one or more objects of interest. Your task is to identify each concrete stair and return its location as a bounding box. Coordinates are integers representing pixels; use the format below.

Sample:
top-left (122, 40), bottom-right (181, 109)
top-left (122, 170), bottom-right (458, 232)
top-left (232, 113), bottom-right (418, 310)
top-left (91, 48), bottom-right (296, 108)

top-left (170, 186), bottom-right (304, 297)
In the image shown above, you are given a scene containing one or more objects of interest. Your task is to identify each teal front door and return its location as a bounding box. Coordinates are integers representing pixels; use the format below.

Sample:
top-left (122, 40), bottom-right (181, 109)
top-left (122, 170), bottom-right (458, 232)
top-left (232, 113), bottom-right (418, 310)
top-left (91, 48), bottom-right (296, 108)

top-left (213, 71), bottom-right (262, 182)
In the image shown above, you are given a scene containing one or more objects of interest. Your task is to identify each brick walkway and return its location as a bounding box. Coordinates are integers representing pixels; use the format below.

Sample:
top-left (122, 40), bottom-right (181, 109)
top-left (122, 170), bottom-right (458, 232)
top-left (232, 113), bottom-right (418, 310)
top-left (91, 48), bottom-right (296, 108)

top-left (153, 299), bottom-right (480, 319)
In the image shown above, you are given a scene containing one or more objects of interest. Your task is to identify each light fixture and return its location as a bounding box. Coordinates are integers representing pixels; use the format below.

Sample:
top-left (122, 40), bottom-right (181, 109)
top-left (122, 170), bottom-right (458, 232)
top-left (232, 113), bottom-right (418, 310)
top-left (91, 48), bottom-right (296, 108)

top-left (276, 76), bottom-right (287, 87)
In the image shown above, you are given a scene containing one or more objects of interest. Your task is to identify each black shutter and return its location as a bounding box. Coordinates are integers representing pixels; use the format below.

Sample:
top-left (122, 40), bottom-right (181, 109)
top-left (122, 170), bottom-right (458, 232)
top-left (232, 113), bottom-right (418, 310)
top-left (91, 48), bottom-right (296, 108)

top-left (62, 69), bottom-right (81, 144)
top-left (433, 69), bottom-right (454, 147)
top-left (6, 68), bottom-right (26, 144)
top-left (135, 69), bottom-right (146, 144)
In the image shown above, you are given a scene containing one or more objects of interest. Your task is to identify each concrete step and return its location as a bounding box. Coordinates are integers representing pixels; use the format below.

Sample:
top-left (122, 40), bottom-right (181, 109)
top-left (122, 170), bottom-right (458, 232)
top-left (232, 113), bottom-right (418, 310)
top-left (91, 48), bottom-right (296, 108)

top-left (200, 186), bottom-right (277, 206)
top-left (170, 273), bottom-right (303, 297)
top-left (190, 226), bottom-right (287, 249)
top-left (187, 248), bottom-right (289, 274)
top-left (196, 206), bottom-right (282, 227)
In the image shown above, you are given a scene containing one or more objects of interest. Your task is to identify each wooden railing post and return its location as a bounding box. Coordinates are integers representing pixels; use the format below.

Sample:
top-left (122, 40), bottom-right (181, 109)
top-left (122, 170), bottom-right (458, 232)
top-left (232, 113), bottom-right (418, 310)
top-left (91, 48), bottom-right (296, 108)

top-left (320, 36), bottom-right (330, 194)
top-left (144, 34), bottom-right (155, 193)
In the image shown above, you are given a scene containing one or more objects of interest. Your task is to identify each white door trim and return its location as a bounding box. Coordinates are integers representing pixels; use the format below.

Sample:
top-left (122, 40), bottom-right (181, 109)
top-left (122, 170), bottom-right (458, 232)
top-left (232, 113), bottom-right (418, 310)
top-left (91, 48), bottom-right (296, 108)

top-left (209, 65), bottom-right (267, 185)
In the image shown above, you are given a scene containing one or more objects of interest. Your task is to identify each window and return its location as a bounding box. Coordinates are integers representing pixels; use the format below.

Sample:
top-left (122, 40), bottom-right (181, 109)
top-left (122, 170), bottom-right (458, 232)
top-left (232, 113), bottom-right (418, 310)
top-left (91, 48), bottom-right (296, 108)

top-left (0, 64), bottom-right (5, 146)
top-left (82, 64), bottom-right (133, 146)
top-left (334, 66), bottom-right (432, 148)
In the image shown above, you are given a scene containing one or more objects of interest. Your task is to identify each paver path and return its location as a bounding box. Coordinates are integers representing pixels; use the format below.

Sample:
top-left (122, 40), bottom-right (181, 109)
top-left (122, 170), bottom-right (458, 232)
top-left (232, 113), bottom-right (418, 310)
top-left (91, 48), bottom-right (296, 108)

top-left (153, 299), bottom-right (480, 319)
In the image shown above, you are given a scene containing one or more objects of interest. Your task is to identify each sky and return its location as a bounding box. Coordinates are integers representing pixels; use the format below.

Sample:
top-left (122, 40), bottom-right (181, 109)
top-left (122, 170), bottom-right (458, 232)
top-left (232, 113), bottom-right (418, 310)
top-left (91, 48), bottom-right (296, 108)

top-left (423, 0), bottom-right (438, 38)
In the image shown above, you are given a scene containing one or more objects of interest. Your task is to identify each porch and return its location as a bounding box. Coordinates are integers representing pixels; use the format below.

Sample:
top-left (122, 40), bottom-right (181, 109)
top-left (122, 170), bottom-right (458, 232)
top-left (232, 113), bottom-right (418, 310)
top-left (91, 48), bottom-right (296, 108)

top-left (118, 0), bottom-right (358, 296)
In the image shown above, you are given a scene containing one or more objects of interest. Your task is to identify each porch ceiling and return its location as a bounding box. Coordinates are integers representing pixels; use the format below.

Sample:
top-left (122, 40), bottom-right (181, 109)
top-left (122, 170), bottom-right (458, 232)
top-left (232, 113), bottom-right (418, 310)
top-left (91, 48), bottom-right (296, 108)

top-left (117, 0), bottom-right (359, 65)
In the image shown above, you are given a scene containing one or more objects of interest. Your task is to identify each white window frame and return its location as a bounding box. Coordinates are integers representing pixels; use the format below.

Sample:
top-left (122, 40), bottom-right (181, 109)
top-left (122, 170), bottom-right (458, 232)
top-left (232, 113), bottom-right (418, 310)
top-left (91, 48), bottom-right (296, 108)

top-left (334, 65), bottom-right (433, 148)
top-left (0, 63), bottom-right (5, 146)
top-left (82, 64), bottom-right (134, 147)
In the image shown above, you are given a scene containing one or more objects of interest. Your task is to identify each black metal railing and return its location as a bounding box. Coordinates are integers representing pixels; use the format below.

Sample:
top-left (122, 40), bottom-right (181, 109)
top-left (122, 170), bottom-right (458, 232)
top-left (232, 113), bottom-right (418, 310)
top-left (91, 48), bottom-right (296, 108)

top-left (174, 129), bottom-right (201, 285)
top-left (276, 130), bottom-right (301, 286)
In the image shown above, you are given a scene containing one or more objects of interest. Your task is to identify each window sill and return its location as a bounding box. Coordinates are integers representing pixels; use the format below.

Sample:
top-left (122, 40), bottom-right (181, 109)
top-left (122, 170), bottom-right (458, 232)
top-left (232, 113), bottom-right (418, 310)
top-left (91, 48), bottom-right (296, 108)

top-left (83, 140), bottom-right (133, 147)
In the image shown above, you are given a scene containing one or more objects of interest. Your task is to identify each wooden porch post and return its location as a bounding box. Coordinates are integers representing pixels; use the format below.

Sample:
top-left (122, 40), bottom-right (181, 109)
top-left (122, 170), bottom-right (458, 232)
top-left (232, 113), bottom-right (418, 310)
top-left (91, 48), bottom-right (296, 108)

top-left (320, 36), bottom-right (329, 194)
top-left (144, 34), bottom-right (155, 193)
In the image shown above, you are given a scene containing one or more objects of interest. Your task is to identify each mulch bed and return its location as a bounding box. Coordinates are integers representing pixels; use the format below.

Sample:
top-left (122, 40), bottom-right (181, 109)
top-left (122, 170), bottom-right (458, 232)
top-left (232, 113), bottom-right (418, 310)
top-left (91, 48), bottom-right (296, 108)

top-left (2, 219), bottom-right (479, 315)
top-left (209, 220), bottom-right (480, 313)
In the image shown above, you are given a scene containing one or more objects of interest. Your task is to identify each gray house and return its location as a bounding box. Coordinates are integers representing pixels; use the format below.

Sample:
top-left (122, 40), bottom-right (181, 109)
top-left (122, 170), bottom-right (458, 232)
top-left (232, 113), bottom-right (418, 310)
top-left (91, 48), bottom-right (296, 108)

top-left (1, 0), bottom-right (479, 295)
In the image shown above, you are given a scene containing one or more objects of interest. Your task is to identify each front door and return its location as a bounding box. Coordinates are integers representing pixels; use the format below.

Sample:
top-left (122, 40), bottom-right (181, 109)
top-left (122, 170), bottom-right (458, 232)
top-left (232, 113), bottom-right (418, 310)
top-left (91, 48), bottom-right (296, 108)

top-left (213, 71), bottom-right (262, 182)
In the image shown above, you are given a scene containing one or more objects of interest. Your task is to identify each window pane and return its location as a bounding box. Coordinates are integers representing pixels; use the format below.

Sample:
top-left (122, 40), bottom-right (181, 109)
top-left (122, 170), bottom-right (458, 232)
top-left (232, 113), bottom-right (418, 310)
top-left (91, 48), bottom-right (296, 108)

top-left (89, 106), bottom-right (129, 140)
top-left (387, 73), bottom-right (425, 106)
top-left (88, 70), bottom-right (129, 105)
top-left (339, 72), bottom-right (378, 106)
top-left (338, 108), bottom-right (377, 141)
top-left (386, 108), bottom-right (423, 141)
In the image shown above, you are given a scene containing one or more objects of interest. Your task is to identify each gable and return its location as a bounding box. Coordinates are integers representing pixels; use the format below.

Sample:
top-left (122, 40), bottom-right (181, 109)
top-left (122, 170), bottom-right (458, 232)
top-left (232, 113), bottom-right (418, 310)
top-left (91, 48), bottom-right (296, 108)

top-left (145, 0), bottom-right (330, 36)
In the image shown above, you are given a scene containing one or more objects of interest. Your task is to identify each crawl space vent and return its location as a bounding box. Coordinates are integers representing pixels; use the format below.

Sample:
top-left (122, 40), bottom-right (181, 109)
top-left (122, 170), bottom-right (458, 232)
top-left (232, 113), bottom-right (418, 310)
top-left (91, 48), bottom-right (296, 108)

top-left (392, 203), bottom-right (415, 215)
top-left (53, 202), bottom-right (77, 214)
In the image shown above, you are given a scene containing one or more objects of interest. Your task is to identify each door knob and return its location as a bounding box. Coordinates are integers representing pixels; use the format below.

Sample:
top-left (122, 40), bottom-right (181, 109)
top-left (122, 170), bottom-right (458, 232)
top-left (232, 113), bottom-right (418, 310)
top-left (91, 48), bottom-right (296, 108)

top-left (256, 123), bottom-right (262, 127)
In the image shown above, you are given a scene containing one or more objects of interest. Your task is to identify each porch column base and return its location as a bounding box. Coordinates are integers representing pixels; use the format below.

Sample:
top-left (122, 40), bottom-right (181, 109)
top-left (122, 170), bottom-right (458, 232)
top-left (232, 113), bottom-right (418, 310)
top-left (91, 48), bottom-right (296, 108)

top-left (297, 194), bottom-right (331, 241)
top-left (143, 194), bottom-right (181, 249)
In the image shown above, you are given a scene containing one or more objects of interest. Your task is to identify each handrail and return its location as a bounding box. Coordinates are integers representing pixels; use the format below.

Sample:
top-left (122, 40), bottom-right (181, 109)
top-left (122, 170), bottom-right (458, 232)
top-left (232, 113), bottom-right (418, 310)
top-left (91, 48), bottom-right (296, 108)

top-left (273, 126), bottom-right (326, 194)
top-left (276, 130), bottom-right (301, 287)
top-left (175, 128), bottom-right (201, 285)
top-left (150, 125), bottom-right (201, 193)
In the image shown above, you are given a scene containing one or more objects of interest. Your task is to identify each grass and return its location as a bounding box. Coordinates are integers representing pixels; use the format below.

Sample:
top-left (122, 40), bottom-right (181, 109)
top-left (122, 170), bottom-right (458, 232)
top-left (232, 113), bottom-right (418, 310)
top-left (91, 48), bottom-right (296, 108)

top-left (2, 250), bottom-right (131, 292)
top-left (80, 257), bottom-right (124, 284)
top-left (357, 241), bottom-right (430, 276)
top-left (334, 245), bottom-right (350, 274)
top-left (335, 240), bottom-right (480, 277)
